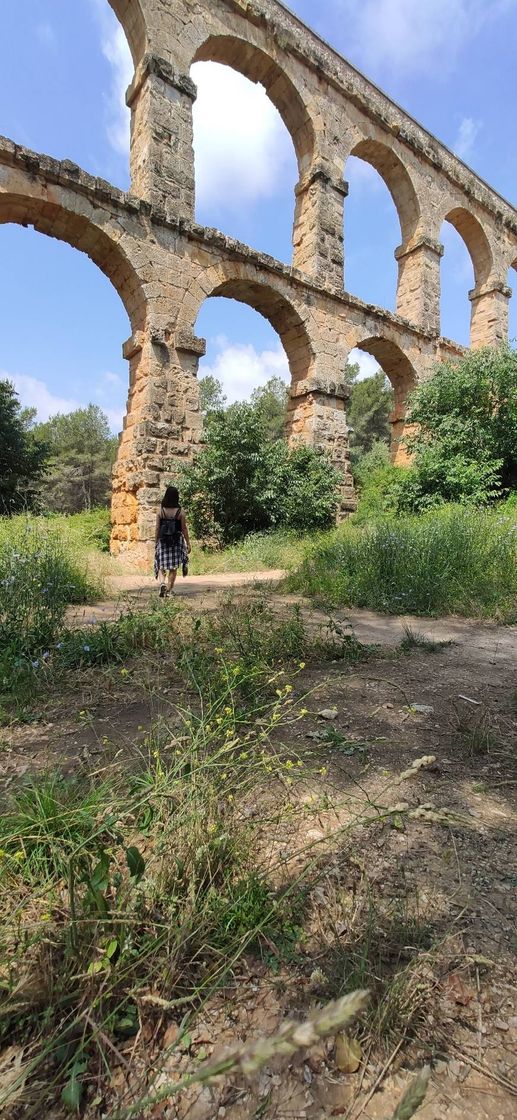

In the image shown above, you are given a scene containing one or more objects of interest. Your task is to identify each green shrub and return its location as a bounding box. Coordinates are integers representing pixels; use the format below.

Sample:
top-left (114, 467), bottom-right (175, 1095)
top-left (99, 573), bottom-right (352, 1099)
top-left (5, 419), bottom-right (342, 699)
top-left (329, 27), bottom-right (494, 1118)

top-left (286, 505), bottom-right (517, 620)
top-left (401, 345), bottom-right (517, 509)
top-left (179, 402), bottom-right (340, 543)
top-left (191, 528), bottom-right (318, 575)
top-left (352, 454), bottom-right (410, 524)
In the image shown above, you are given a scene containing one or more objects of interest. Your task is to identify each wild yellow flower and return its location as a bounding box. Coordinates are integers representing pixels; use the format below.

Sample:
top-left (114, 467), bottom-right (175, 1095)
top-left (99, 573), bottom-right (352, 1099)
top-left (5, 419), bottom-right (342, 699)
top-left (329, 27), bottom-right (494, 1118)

top-left (224, 706), bottom-right (232, 715)
top-left (215, 647), bottom-right (223, 654)
top-left (299, 708), bottom-right (309, 717)
top-left (228, 794), bottom-right (234, 803)
top-left (14, 851), bottom-right (25, 862)
top-left (285, 760), bottom-right (294, 770)
top-left (299, 662), bottom-right (306, 670)
top-left (319, 766), bottom-right (328, 777)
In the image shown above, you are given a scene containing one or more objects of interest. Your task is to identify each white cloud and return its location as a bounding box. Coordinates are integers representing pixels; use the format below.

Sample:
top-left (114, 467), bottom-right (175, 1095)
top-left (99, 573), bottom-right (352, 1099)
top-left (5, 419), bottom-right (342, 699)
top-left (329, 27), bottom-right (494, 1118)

top-left (91, 0), bottom-right (132, 156)
top-left (199, 338), bottom-right (289, 402)
top-left (5, 372), bottom-right (80, 422)
top-left (334, 0), bottom-right (515, 76)
top-left (103, 407), bottom-right (125, 433)
top-left (348, 350), bottom-right (381, 379)
top-left (103, 371), bottom-right (125, 387)
top-left (453, 117), bottom-right (482, 161)
top-left (5, 370), bottom-right (125, 434)
top-left (192, 62), bottom-right (294, 211)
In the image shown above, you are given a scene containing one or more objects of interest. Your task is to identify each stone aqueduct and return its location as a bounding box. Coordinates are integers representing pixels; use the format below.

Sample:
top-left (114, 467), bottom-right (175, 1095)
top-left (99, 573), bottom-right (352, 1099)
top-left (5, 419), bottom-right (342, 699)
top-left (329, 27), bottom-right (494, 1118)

top-left (1, 0), bottom-right (516, 561)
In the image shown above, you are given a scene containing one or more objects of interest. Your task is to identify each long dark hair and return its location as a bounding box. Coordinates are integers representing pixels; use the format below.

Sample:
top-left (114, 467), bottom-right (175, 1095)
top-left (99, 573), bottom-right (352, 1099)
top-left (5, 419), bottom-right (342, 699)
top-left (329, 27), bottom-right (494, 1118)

top-left (162, 485), bottom-right (180, 507)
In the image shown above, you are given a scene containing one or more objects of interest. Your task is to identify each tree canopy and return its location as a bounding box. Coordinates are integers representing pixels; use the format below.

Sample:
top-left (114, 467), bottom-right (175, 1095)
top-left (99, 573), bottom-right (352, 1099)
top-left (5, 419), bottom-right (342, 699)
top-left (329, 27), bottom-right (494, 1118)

top-left (0, 380), bottom-right (48, 514)
top-left (348, 369), bottom-right (393, 460)
top-left (34, 404), bottom-right (117, 513)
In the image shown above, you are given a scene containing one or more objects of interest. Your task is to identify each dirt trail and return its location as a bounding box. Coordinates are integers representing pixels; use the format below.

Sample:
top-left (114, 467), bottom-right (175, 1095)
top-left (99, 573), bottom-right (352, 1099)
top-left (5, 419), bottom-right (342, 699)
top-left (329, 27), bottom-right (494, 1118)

top-left (69, 568), bottom-right (517, 657)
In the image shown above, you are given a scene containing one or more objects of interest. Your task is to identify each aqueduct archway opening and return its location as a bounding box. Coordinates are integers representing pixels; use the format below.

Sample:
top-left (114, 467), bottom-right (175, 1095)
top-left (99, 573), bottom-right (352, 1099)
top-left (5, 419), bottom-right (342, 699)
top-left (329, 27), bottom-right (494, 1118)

top-left (0, 0), bottom-right (515, 563)
top-left (352, 338), bottom-right (418, 466)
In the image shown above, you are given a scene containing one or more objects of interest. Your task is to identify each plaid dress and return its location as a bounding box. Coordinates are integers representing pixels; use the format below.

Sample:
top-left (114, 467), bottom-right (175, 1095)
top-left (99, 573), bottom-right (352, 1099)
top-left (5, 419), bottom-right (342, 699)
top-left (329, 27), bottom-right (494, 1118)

top-left (154, 510), bottom-right (188, 577)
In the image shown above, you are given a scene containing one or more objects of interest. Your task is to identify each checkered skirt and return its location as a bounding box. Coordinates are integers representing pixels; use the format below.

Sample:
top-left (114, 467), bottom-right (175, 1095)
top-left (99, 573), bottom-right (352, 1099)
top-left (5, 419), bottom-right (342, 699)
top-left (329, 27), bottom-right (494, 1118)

top-left (154, 534), bottom-right (188, 577)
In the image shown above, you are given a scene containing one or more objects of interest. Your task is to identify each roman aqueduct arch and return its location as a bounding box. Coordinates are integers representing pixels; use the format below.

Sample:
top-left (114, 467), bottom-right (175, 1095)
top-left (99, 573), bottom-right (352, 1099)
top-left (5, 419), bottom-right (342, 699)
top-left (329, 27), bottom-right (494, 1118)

top-left (1, 0), bottom-right (516, 562)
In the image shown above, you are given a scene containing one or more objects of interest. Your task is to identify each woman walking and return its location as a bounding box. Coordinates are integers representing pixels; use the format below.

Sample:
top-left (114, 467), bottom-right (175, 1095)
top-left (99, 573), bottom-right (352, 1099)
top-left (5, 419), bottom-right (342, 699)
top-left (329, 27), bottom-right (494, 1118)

top-left (154, 485), bottom-right (191, 597)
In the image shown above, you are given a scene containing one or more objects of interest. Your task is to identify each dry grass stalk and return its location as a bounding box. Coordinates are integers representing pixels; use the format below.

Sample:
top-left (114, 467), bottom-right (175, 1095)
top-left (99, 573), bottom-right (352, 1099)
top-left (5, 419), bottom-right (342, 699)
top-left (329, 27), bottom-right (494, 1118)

top-left (391, 1066), bottom-right (430, 1120)
top-left (119, 989), bottom-right (369, 1118)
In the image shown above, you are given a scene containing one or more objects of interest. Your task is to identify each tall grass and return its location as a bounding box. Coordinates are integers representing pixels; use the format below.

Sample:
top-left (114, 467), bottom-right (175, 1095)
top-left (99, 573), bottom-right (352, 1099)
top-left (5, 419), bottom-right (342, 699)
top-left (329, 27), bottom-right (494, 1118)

top-left (0, 612), bottom-right (437, 1117)
top-left (190, 528), bottom-right (318, 575)
top-left (286, 505), bottom-right (517, 620)
top-left (0, 518), bottom-right (102, 697)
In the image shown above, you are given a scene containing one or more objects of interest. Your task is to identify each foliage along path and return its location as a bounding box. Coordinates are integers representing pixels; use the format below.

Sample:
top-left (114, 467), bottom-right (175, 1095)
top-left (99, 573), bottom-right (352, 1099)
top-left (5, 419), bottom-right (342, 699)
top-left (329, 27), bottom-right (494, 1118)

top-left (67, 569), bottom-right (517, 654)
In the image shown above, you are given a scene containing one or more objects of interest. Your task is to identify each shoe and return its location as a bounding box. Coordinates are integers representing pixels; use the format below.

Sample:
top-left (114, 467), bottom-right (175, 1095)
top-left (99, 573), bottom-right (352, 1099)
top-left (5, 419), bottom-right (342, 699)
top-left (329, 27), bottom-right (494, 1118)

top-left (159, 583), bottom-right (167, 598)
top-left (182, 561), bottom-right (188, 577)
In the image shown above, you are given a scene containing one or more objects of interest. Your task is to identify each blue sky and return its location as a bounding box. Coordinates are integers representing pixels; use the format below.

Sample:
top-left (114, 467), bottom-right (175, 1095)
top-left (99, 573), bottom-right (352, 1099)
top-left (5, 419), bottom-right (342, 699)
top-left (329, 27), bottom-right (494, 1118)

top-left (0, 0), bottom-right (516, 430)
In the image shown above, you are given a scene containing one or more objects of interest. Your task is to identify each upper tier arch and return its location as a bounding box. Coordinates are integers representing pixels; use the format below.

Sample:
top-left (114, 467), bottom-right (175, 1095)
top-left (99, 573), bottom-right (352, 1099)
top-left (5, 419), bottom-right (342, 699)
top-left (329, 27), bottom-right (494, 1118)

top-left (443, 207), bottom-right (494, 289)
top-left (348, 139), bottom-right (421, 245)
top-left (192, 34), bottom-right (315, 176)
top-left (107, 0), bottom-right (147, 65)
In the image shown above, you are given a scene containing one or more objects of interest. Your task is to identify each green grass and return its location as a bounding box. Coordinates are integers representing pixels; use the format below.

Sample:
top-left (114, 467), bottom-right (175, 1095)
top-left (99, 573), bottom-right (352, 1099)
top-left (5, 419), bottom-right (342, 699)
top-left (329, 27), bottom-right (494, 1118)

top-left (190, 528), bottom-right (318, 575)
top-left (285, 505), bottom-right (517, 621)
top-left (0, 517), bottom-right (104, 701)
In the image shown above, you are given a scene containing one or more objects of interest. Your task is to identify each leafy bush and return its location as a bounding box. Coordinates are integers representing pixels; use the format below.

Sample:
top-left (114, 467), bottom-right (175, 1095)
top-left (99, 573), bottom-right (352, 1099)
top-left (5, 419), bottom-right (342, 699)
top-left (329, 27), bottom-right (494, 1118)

top-left (66, 507), bottom-right (112, 551)
top-left (180, 402), bottom-right (340, 543)
top-left (286, 505), bottom-right (517, 620)
top-left (401, 345), bottom-right (517, 509)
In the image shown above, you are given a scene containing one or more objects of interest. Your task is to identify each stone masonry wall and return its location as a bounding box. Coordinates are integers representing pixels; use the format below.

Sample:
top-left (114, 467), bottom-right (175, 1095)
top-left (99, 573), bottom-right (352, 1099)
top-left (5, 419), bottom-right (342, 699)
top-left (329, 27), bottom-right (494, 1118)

top-left (1, 0), bottom-right (517, 563)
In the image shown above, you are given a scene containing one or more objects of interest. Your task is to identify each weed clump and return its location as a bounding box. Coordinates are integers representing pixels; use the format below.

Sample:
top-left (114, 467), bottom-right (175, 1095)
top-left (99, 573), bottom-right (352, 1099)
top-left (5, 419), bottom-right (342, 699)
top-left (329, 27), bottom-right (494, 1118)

top-left (286, 505), bottom-right (517, 620)
top-left (0, 521), bottom-right (100, 698)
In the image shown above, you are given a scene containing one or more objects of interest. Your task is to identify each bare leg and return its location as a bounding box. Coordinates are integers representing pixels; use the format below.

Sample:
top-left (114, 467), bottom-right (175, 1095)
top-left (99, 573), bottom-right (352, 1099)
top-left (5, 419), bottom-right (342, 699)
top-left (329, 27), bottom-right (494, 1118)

top-left (166, 568), bottom-right (177, 594)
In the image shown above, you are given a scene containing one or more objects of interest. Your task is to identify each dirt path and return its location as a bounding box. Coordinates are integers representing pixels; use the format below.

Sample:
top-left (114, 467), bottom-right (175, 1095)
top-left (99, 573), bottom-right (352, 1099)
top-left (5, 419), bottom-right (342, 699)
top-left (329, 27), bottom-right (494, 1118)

top-left (67, 569), bottom-right (286, 626)
top-left (68, 568), bottom-right (517, 658)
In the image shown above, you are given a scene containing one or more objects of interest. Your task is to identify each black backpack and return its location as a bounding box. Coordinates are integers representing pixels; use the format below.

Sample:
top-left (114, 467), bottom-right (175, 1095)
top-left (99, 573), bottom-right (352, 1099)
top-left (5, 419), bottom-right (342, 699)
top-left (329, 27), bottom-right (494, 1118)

top-left (159, 507), bottom-right (181, 544)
